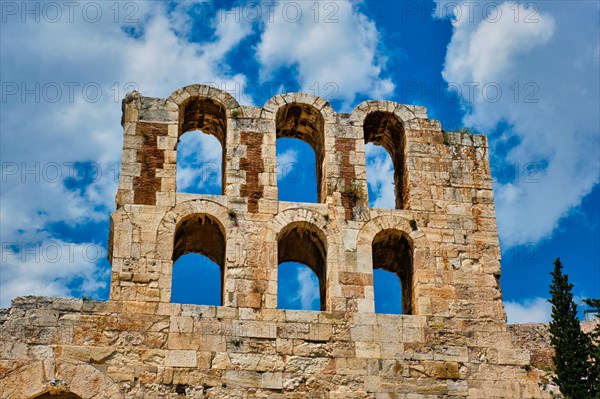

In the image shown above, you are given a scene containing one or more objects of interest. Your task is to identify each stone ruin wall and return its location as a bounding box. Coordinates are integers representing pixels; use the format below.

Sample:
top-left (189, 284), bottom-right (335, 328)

top-left (508, 321), bottom-right (599, 372)
top-left (0, 85), bottom-right (549, 398)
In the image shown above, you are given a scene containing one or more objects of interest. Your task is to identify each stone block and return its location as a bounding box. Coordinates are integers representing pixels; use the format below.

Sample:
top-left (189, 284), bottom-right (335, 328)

top-left (165, 350), bottom-right (197, 368)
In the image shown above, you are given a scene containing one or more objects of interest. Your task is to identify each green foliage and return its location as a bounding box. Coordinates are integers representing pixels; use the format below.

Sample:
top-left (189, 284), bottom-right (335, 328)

top-left (548, 258), bottom-right (598, 398)
top-left (584, 298), bottom-right (600, 309)
top-left (442, 131), bottom-right (450, 145)
top-left (409, 219), bottom-right (418, 231)
top-left (227, 209), bottom-right (239, 225)
top-left (343, 180), bottom-right (365, 204)
top-left (230, 109), bottom-right (240, 118)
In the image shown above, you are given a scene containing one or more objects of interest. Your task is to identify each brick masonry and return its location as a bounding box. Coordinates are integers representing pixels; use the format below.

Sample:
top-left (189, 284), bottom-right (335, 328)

top-left (239, 131), bottom-right (265, 213)
top-left (133, 122), bottom-right (167, 206)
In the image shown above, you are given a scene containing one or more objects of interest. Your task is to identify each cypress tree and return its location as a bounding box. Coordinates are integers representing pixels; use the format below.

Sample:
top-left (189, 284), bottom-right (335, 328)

top-left (548, 258), bottom-right (595, 398)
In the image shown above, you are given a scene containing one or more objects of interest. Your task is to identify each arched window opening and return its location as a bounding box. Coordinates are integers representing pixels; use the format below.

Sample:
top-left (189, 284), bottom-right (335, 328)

top-left (278, 262), bottom-right (321, 310)
top-left (177, 133), bottom-right (222, 194)
top-left (364, 112), bottom-right (407, 209)
top-left (33, 393), bottom-right (83, 399)
top-left (276, 137), bottom-right (318, 203)
top-left (372, 229), bottom-right (413, 314)
top-left (277, 222), bottom-right (327, 310)
top-left (276, 103), bottom-right (325, 203)
top-left (177, 97), bottom-right (227, 195)
top-left (365, 143), bottom-right (395, 208)
top-left (373, 268), bottom-right (402, 314)
top-left (172, 253), bottom-right (221, 305)
top-left (171, 214), bottom-right (225, 306)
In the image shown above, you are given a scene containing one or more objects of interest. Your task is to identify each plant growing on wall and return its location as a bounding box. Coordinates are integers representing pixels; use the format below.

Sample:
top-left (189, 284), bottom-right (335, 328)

top-left (342, 179), bottom-right (365, 207)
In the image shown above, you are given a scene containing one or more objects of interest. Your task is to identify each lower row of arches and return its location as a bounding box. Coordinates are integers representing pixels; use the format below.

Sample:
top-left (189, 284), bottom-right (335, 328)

top-left (169, 214), bottom-right (414, 315)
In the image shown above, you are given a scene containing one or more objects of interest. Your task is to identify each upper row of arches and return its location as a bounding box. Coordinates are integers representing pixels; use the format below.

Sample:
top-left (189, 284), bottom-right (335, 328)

top-left (165, 85), bottom-right (423, 210)
top-left (166, 84), bottom-right (426, 130)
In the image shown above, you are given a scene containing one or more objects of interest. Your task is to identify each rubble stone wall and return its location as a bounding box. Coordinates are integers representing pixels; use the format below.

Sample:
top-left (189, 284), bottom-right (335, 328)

top-left (508, 321), bottom-right (599, 371)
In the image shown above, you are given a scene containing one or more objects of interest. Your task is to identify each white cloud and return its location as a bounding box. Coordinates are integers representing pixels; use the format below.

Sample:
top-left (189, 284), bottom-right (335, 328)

top-left (365, 143), bottom-right (395, 208)
top-left (441, 1), bottom-right (555, 84)
top-left (436, 1), bottom-right (600, 246)
top-left (256, 0), bottom-right (394, 109)
top-left (0, 241), bottom-right (109, 306)
top-left (295, 267), bottom-right (320, 310)
top-left (123, 6), bottom-right (251, 99)
top-left (177, 131), bottom-right (223, 191)
top-left (504, 297), bottom-right (552, 324)
top-left (276, 149), bottom-right (299, 182)
top-left (0, 2), bottom-right (251, 306)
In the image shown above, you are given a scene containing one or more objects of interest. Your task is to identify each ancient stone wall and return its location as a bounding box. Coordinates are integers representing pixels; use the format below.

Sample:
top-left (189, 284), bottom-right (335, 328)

top-left (1, 85), bottom-right (549, 398)
top-left (509, 321), bottom-right (599, 371)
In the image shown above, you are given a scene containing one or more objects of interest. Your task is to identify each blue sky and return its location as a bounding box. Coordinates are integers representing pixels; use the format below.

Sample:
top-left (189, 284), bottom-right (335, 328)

top-left (1, 0), bottom-right (598, 322)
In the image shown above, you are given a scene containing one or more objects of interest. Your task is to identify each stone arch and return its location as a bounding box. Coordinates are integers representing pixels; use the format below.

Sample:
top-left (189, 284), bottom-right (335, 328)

top-left (167, 84), bottom-right (241, 113)
top-left (351, 101), bottom-right (419, 210)
top-left (349, 100), bottom-right (423, 126)
top-left (172, 212), bottom-right (226, 264)
top-left (263, 92), bottom-right (336, 124)
top-left (357, 214), bottom-right (432, 315)
top-left (156, 199), bottom-right (237, 304)
top-left (270, 207), bottom-right (331, 242)
top-left (166, 85), bottom-right (241, 196)
top-left (372, 229), bottom-right (413, 314)
top-left (0, 360), bottom-right (123, 399)
top-left (270, 208), bottom-right (332, 310)
top-left (264, 93), bottom-right (335, 203)
top-left (177, 96), bottom-right (227, 145)
top-left (363, 110), bottom-right (407, 209)
top-left (33, 393), bottom-right (81, 399)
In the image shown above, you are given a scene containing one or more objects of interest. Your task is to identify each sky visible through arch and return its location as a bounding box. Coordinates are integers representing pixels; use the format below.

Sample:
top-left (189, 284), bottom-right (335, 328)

top-left (1, 1), bottom-right (598, 323)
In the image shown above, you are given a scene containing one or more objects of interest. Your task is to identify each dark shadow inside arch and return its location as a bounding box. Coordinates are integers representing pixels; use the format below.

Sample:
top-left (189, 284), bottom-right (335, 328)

top-left (276, 103), bottom-right (325, 203)
top-left (277, 222), bottom-right (327, 310)
top-left (364, 111), bottom-right (407, 209)
top-left (276, 137), bottom-right (318, 203)
top-left (177, 97), bottom-right (227, 195)
top-left (33, 393), bottom-right (83, 399)
top-left (372, 229), bottom-right (413, 314)
top-left (171, 214), bottom-right (225, 306)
